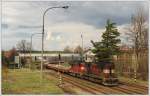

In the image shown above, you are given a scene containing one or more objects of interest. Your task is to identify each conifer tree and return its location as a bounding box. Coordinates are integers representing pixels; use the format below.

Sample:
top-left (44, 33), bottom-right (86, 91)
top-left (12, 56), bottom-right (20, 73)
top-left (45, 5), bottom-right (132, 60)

top-left (91, 19), bottom-right (120, 62)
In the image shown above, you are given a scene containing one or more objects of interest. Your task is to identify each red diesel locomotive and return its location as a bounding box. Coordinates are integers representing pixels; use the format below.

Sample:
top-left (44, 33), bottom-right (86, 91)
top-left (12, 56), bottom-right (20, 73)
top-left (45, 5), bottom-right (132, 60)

top-left (46, 53), bottom-right (118, 86)
top-left (69, 61), bottom-right (118, 86)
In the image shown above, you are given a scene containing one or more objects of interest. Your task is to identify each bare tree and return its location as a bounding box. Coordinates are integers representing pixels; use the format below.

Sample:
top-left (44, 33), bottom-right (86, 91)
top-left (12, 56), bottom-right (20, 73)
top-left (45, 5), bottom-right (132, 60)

top-left (126, 8), bottom-right (148, 80)
top-left (74, 45), bottom-right (83, 54)
top-left (63, 46), bottom-right (72, 53)
top-left (127, 8), bottom-right (148, 50)
top-left (16, 40), bottom-right (31, 53)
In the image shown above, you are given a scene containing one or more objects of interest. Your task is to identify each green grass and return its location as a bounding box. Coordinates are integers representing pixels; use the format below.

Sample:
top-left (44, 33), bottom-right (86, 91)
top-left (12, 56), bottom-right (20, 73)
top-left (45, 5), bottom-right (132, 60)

top-left (2, 68), bottom-right (64, 94)
top-left (62, 63), bottom-right (71, 67)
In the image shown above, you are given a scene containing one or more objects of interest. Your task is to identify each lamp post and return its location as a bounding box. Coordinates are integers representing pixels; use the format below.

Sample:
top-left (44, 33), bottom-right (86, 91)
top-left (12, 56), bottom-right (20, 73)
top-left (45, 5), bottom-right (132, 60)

top-left (30, 33), bottom-right (42, 70)
top-left (81, 32), bottom-right (84, 62)
top-left (41, 6), bottom-right (69, 83)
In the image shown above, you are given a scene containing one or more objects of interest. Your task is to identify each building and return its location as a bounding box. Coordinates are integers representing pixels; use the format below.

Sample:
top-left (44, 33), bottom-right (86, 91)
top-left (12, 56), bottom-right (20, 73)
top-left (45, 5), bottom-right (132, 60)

top-left (84, 50), bottom-right (95, 62)
top-left (16, 53), bottom-right (80, 66)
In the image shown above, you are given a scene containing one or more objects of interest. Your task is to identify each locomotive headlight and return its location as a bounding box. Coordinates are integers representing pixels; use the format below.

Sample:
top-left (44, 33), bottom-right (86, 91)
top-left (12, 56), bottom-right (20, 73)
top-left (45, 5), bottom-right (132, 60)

top-left (81, 66), bottom-right (85, 70)
top-left (103, 69), bottom-right (110, 73)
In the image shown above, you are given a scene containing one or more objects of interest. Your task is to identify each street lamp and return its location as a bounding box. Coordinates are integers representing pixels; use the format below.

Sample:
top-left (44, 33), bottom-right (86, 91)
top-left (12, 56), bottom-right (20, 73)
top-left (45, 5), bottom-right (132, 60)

top-left (30, 33), bottom-right (42, 70)
top-left (41, 6), bottom-right (69, 83)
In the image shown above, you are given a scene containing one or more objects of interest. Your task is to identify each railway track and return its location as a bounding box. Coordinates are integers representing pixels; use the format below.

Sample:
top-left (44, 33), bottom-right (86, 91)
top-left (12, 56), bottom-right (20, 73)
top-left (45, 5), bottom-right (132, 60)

top-left (45, 69), bottom-right (146, 94)
top-left (120, 81), bottom-right (148, 90)
top-left (45, 70), bottom-right (103, 94)
top-left (45, 64), bottom-right (148, 94)
top-left (112, 85), bottom-right (148, 94)
top-left (45, 70), bottom-right (122, 94)
top-left (65, 73), bottom-right (149, 94)
top-left (64, 75), bottom-right (113, 94)
top-left (118, 81), bottom-right (148, 94)
top-left (63, 76), bottom-right (104, 94)
top-left (63, 74), bottom-right (126, 94)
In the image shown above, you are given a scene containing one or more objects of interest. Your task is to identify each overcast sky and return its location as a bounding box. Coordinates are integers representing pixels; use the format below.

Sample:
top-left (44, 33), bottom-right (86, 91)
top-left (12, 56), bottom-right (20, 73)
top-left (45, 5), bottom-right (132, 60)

top-left (2, 1), bottom-right (149, 51)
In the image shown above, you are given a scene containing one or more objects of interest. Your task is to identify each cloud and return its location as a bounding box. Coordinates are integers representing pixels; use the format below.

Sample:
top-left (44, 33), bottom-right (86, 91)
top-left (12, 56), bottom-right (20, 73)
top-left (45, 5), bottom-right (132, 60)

top-left (44, 22), bottom-right (131, 51)
top-left (44, 1), bottom-right (148, 28)
top-left (56, 35), bottom-right (62, 41)
top-left (2, 1), bottom-right (148, 50)
top-left (43, 22), bottom-right (104, 50)
top-left (2, 23), bottom-right (8, 29)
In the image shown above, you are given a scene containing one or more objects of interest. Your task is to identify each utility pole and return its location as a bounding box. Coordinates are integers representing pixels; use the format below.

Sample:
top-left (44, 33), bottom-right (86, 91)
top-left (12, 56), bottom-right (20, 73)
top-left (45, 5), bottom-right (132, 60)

top-left (81, 32), bottom-right (84, 62)
top-left (30, 33), bottom-right (42, 70)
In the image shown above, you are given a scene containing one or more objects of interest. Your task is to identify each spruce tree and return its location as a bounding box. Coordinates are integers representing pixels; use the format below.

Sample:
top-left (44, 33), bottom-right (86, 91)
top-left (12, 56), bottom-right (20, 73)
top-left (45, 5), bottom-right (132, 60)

top-left (91, 19), bottom-right (120, 63)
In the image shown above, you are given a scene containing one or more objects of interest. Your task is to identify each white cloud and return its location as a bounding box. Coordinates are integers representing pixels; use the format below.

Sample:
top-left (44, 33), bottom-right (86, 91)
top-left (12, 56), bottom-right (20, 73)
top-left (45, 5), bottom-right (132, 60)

top-left (44, 22), bottom-right (132, 50)
top-left (44, 22), bottom-right (104, 50)
top-left (2, 1), bottom-right (148, 50)
top-left (56, 35), bottom-right (62, 41)
top-left (46, 31), bottom-right (52, 40)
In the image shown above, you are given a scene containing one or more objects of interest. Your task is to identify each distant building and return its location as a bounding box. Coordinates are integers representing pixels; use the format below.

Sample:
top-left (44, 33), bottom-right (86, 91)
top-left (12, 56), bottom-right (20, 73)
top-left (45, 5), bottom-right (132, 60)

top-left (17, 52), bottom-right (80, 65)
top-left (84, 50), bottom-right (95, 62)
top-left (119, 45), bottom-right (132, 52)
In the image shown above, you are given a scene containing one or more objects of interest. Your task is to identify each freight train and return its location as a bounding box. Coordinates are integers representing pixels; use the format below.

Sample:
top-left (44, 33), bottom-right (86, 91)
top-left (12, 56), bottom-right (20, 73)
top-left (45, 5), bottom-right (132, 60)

top-left (46, 61), bottom-right (118, 86)
top-left (69, 60), bottom-right (118, 86)
top-left (46, 52), bottom-right (118, 86)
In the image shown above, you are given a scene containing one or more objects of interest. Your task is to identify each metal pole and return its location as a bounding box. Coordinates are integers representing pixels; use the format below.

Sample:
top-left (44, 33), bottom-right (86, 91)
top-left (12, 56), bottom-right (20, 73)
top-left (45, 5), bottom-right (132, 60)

top-left (30, 33), bottom-right (42, 70)
top-left (30, 35), bottom-right (33, 70)
top-left (41, 15), bottom-right (44, 84)
top-left (81, 32), bottom-right (84, 62)
top-left (41, 6), bottom-right (69, 84)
